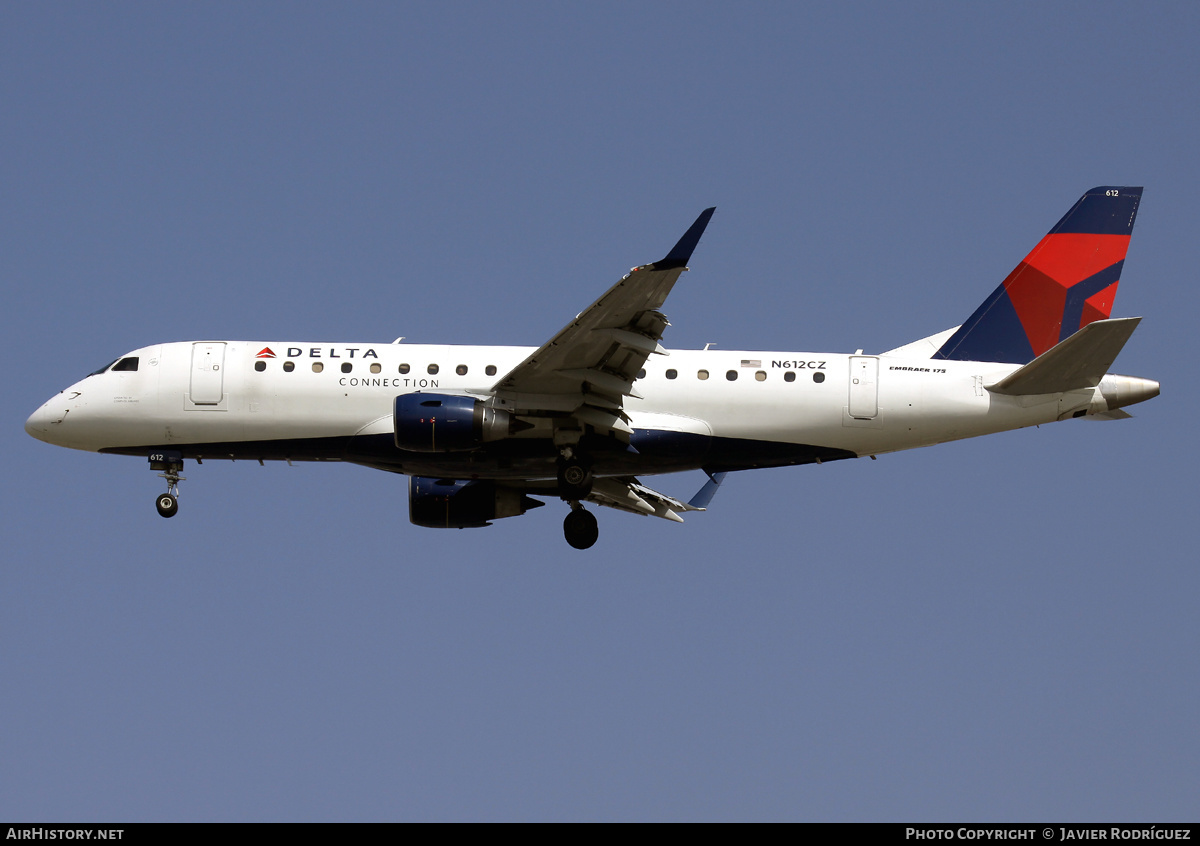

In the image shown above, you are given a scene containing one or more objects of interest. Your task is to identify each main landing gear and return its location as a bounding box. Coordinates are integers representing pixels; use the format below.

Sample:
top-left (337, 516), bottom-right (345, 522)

top-left (557, 456), bottom-right (593, 501)
top-left (149, 451), bottom-right (185, 518)
top-left (563, 504), bottom-right (599, 550)
top-left (557, 448), bottom-right (597, 549)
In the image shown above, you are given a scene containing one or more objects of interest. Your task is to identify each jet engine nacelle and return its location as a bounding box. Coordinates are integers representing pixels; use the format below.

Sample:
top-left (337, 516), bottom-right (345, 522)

top-left (408, 476), bottom-right (544, 528)
top-left (394, 393), bottom-right (516, 452)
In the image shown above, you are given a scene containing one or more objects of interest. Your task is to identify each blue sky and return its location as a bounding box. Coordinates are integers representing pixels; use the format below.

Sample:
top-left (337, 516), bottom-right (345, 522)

top-left (3, 2), bottom-right (1197, 821)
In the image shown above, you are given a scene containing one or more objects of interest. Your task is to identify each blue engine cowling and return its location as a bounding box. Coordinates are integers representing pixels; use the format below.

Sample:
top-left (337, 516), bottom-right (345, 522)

top-left (394, 393), bottom-right (515, 452)
top-left (409, 477), bottom-right (544, 528)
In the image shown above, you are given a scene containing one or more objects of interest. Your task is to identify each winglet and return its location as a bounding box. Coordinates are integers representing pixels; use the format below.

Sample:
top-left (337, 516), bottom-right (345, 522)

top-left (654, 207), bottom-right (716, 270)
top-left (687, 470), bottom-right (727, 510)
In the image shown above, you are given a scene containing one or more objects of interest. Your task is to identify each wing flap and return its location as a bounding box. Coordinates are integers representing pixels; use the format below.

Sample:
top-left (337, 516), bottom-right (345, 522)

top-left (574, 405), bottom-right (634, 435)
top-left (555, 367), bottom-right (643, 400)
top-left (586, 477), bottom-right (700, 522)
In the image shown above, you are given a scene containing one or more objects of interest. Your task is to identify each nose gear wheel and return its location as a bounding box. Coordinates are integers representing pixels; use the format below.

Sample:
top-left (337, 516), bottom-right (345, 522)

top-left (156, 493), bottom-right (179, 518)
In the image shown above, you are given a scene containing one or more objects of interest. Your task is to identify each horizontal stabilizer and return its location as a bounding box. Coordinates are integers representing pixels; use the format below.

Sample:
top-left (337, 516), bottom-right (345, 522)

top-left (987, 317), bottom-right (1140, 396)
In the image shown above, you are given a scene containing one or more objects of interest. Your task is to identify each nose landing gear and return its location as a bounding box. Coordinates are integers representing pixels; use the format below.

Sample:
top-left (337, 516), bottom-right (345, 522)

top-left (149, 451), bottom-right (185, 518)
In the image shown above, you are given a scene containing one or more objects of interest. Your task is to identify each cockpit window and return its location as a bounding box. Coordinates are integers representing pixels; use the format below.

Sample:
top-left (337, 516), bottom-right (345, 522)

top-left (88, 359), bottom-right (119, 377)
top-left (111, 357), bottom-right (140, 372)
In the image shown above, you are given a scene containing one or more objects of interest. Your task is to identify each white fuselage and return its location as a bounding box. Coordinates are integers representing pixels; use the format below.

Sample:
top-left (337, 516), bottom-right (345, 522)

top-left (26, 339), bottom-right (1149, 479)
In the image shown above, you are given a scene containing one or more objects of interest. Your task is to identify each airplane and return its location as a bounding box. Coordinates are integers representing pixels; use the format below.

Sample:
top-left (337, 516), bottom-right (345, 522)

top-left (25, 186), bottom-right (1159, 549)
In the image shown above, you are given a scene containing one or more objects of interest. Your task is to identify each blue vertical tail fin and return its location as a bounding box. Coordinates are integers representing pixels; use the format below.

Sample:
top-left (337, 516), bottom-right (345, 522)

top-left (933, 187), bottom-right (1142, 364)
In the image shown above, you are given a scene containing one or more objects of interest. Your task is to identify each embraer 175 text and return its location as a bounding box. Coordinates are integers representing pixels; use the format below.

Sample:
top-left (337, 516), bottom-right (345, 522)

top-left (26, 188), bottom-right (1159, 549)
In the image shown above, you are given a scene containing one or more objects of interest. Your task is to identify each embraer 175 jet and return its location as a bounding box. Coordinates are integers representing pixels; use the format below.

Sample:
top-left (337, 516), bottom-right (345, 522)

top-left (26, 187), bottom-right (1158, 549)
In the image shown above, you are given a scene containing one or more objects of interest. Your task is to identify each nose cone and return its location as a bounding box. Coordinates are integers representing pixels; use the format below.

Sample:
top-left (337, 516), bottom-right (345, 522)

top-left (25, 394), bottom-right (74, 445)
top-left (25, 402), bottom-right (52, 441)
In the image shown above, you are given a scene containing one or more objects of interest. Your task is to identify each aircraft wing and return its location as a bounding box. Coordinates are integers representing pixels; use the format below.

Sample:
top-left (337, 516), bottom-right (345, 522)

top-left (506, 470), bottom-right (722, 522)
top-left (585, 476), bottom-right (704, 522)
top-left (489, 208), bottom-right (715, 433)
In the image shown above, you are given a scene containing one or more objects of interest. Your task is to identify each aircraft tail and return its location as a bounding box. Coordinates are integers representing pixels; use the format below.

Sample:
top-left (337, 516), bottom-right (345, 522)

top-left (933, 186), bottom-right (1142, 364)
top-left (986, 317), bottom-right (1140, 395)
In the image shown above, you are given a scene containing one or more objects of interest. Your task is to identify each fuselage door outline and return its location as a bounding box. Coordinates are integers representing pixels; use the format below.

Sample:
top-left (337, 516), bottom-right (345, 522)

top-left (190, 342), bottom-right (226, 405)
top-left (848, 355), bottom-right (879, 419)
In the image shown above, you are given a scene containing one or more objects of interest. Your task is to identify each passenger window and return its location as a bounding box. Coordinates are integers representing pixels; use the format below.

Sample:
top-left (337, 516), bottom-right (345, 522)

top-left (813, 372), bottom-right (825, 383)
top-left (784, 371), bottom-right (796, 382)
top-left (399, 363), bottom-right (410, 374)
top-left (254, 361), bottom-right (266, 372)
top-left (456, 364), bottom-right (468, 376)
top-left (697, 370), bottom-right (709, 380)
top-left (312, 362), bottom-right (324, 373)
top-left (755, 370), bottom-right (766, 381)
top-left (112, 357), bottom-right (140, 372)
top-left (486, 365), bottom-right (497, 376)
top-left (427, 364), bottom-right (439, 375)
top-left (666, 369), bottom-right (677, 380)
top-left (341, 363), bottom-right (352, 373)
top-left (726, 370), bottom-right (738, 381)
top-left (283, 361), bottom-right (295, 372)
top-left (370, 363), bottom-right (381, 374)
